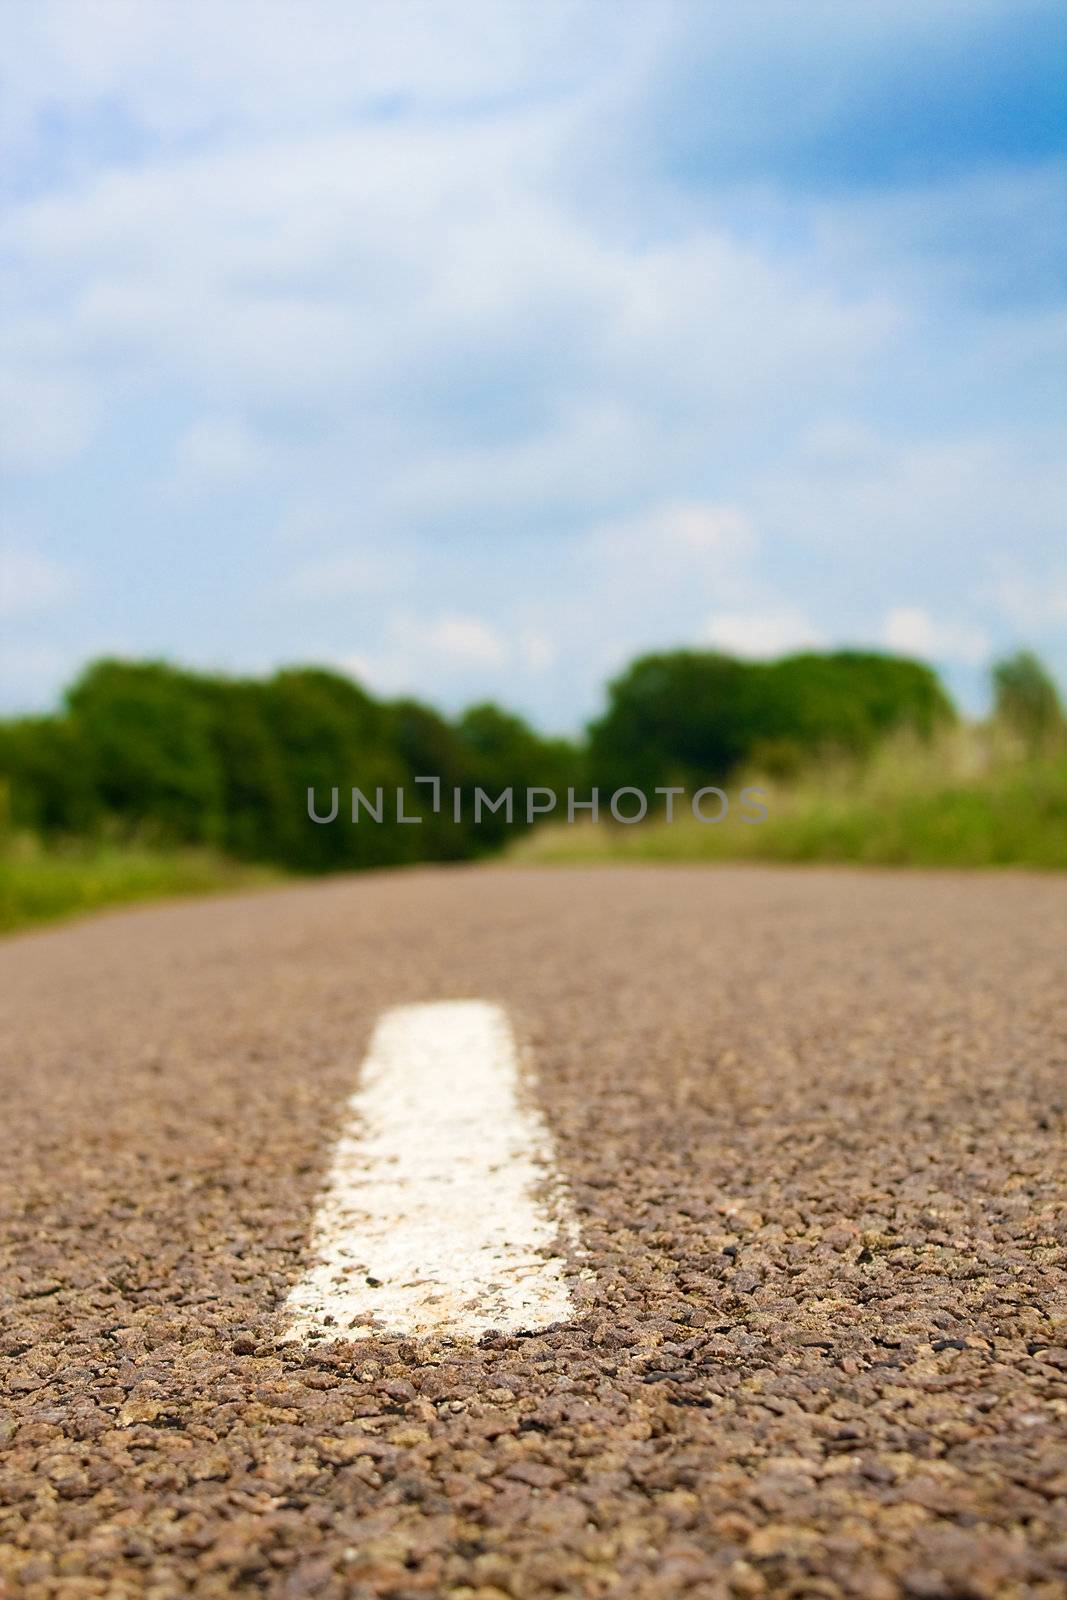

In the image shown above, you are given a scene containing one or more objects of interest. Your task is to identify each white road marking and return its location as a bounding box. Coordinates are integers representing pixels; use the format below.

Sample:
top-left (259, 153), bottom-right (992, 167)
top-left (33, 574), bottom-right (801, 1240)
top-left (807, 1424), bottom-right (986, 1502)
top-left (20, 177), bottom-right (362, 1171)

top-left (284, 1000), bottom-right (578, 1342)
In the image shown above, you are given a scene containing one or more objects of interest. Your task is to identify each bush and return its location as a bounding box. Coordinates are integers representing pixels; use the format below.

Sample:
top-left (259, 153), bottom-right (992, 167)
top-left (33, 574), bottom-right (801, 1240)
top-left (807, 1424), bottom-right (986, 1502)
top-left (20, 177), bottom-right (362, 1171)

top-left (0, 657), bottom-right (585, 874)
top-left (589, 648), bottom-right (954, 798)
top-left (992, 650), bottom-right (1065, 753)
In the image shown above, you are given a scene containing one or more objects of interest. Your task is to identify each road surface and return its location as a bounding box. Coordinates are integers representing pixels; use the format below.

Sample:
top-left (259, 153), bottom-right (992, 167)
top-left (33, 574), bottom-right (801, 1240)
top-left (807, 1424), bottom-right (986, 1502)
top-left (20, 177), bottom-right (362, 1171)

top-left (1, 865), bottom-right (1065, 1599)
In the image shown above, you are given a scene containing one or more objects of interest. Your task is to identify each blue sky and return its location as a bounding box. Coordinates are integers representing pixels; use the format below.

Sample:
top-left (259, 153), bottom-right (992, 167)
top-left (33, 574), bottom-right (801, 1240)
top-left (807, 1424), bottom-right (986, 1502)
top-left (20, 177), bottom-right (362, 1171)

top-left (1, 0), bottom-right (1064, 730)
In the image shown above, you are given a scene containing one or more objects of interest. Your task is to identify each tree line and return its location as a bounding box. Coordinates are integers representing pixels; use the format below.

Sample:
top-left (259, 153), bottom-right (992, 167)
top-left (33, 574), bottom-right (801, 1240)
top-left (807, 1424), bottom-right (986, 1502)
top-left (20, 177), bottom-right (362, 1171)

top-left (0, 646), bottom-right (1057, 872)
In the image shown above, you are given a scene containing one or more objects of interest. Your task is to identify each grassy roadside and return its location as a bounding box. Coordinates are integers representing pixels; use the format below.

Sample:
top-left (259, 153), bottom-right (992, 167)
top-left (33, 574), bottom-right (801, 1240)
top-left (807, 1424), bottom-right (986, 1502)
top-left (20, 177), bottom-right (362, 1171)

top-left (3, 732), bottom-right (1063, 935)
top-left (510, 735), bottom-right (1067, 870)
top-left (0, 837), bottom-right (279, 935)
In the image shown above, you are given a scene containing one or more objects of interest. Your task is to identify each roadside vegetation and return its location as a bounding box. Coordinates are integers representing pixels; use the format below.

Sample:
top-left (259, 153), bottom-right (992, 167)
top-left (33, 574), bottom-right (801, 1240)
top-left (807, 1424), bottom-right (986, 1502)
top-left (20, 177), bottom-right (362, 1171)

top-left (0, 646), bottom-right (1062, 931)
top-left (0, 658), bottom-right (579, 929)
top-left (0, 836), bottom-right (275, 934)
top-left (0, 659), bottom-right (580, 874)
top-left (533, 649), bottom-right (1067, 870)
top-left (513, 724), bottom-right (1067, 871)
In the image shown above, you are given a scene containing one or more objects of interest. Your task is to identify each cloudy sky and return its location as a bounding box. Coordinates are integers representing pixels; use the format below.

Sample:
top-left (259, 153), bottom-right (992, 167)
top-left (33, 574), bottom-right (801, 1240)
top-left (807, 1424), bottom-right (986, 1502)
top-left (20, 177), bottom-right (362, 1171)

top-left (2, 0), bottom-right (1065, 729)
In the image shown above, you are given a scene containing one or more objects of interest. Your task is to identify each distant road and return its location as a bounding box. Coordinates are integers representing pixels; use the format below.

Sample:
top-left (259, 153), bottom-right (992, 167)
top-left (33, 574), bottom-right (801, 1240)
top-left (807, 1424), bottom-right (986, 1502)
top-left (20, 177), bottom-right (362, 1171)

top-left (2, 865), bottom-right (1065, 1598)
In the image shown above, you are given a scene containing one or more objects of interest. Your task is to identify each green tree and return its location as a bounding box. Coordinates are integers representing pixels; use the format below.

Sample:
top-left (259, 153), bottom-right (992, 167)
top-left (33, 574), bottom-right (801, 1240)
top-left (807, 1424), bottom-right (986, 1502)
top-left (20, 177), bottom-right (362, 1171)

top-left (589, 652), bottom-right (756, 796)
top-left (456, 703), bottom-right (582, 840)
top-left (992, 650), bottom-right (1065, 752)
top-left (588, 648), bottom-right (954, 798)
top-left (387, 698), bottom-right (481, 859)
top-left (204, 679), bottom-right (296, 863)
top-left (257, 668), bottom-right (413, 871)
top-left (760, 651), bottom-right (954, 756)
top-left (65, 659), bottom-right (224, 843)
top-left (0, 717), bottom-right (99, 834)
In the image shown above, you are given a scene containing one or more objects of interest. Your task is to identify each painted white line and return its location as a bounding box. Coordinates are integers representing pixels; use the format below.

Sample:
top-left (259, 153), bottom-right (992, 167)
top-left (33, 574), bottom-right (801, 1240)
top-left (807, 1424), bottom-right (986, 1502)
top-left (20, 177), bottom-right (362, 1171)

top-left (284, 1000), bottom-right (578, 1342)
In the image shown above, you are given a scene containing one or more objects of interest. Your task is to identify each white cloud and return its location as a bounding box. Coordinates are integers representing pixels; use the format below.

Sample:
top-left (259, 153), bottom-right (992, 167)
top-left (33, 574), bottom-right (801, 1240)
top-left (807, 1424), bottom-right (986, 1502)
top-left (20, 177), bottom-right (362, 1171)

top-left (1, 1), bottom-right (1063, 726)
top-left (704, 607), bottom-right (824, 659)
top-left (2, 0), bottom-right (617, 152)
top-left (881, 606), bottom-right (989, 665)
top-left (337, 612), bottom-right (512, 699)
top-left (568, 499), bottom-right (760, 653)
top-left (583, 499), bottom-right (756, 576)
top-left (0, 99), bottom-right (896, 522)
top-left (594, 501), bottom-right (756, 559)
top-left (987, 574), bottom-right (1067, 633)
top-left (666, 504), bottom-right (754, 555)
top-left (0, 369), bottom-right (98, 470)
top-left (753, 427), bottom-right (1067, 562)
top-left (518, 630), bottom-right (557, 673)
top-left (289, 549), bottom-right (410, 600)
top-left (169, 416), bottom-right (269, 491)
top-left (0, 545), bottom-right (78, 617)
top-left (421, 615), bottom-right (508, 670)
top-left (288, 498), bottom-right (764, 718)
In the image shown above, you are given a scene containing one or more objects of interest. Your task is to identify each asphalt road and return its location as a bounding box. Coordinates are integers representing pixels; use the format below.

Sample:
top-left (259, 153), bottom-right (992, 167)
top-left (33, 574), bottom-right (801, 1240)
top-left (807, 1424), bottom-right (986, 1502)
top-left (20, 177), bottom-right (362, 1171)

top-left (1, 865), bottom-right (1065, 1600)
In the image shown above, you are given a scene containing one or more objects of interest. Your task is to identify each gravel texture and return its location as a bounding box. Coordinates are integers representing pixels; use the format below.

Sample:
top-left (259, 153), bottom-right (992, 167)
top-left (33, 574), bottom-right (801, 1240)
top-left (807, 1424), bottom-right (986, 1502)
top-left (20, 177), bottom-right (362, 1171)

top-left (1, 864), bottom-right (1065, 1599)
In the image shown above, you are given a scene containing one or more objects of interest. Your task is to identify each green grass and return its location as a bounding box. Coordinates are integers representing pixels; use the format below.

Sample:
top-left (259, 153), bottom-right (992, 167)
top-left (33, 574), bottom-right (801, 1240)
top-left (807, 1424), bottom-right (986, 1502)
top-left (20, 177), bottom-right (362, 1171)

top-left (0, 837), bottom-right (279, 934)
top-left (512, 733), bottom-right (1067, 871)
